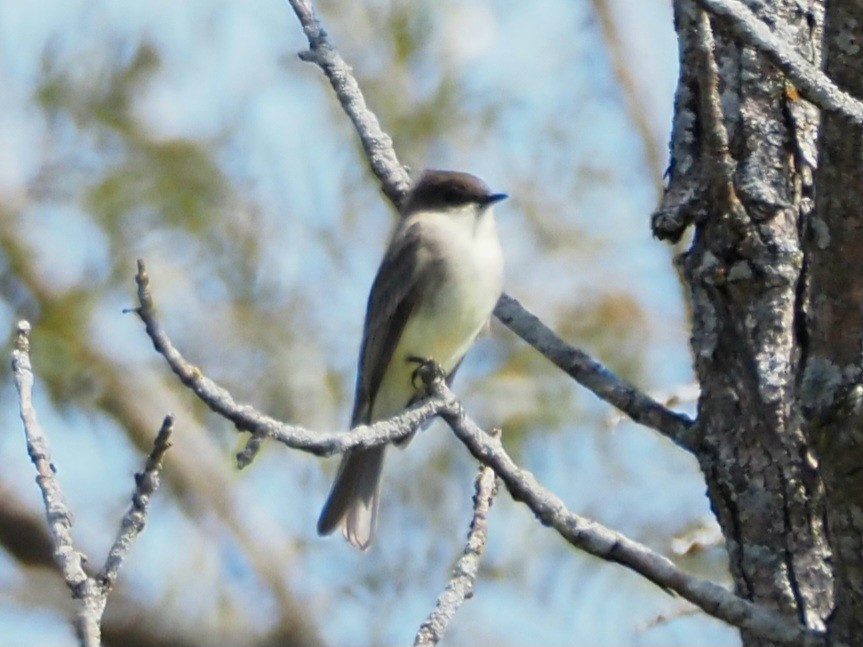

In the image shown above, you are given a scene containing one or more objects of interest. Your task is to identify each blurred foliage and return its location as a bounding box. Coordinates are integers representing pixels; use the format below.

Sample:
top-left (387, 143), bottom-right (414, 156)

top-left (85, 139), bottom-right (227, 234)
top-left (37, 41), bottom-right (159, 133)
top-left (557, 292), bottom-right (648, 384)
top-left (492, 340), bottom-right (580, 442)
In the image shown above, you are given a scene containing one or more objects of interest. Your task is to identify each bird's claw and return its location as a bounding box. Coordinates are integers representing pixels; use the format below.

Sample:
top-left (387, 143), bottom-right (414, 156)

top-left (407, 356), bottom-right (446, 394)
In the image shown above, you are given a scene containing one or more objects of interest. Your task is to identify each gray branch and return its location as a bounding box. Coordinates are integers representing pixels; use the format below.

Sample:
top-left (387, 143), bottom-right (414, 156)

top-left (12, 320), bottom-right (98, 645)
top-left (11, 320), bottom-right (172, 647)
top-left (493, 294), bottom-right (697, 450)
top-left (696, 0), bottom-right (863, 124)
top-left (98, 414), bottom-right (173, 591)
top-left (284, 0), bottom-right (695, 450)
top-left (428, 379), bottom-right (825, 647)
top-left (287, 0), bottom-right (412, 206)
top-left (414, 462), bottom-right (498, 647)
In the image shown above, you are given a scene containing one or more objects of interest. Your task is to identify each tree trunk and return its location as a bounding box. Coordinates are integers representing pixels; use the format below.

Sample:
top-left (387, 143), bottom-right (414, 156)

top-left (657, 1), bottom-right (842, 643)
top-left (803, 0), bottom-right (863, 643)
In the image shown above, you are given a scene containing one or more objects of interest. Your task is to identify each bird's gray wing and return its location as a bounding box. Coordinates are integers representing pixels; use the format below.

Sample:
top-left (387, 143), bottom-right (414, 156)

top-left (317, 223), bottom-right (432, 545)
top-left (350, 221), bottom-right (429, 426)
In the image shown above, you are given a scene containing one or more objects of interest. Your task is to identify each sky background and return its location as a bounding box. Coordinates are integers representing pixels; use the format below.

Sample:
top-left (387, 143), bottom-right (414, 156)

top-left (0, 1), bottom-right (740, 645)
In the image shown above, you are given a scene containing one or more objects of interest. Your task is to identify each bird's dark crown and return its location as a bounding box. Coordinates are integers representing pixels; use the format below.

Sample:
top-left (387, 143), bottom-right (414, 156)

top-left (401, 170), bottom-right (507, 215)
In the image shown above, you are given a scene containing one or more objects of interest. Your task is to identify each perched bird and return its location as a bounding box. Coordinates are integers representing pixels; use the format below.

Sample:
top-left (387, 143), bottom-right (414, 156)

top-left (317, 170), bottom-right (506, 549)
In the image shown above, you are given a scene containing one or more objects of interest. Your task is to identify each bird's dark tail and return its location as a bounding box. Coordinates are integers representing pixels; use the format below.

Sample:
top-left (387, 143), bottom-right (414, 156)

top-left (317, 446), bottom-right (386, 550)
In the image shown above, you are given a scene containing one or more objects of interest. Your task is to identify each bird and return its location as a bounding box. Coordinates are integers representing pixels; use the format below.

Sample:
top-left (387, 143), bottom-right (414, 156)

top-left (317, 169), bottom-right (506, 550)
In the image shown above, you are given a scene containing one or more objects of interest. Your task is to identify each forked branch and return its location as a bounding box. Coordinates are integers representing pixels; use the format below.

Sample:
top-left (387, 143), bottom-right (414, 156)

top-left (11, 321), bottom-right (173, 647)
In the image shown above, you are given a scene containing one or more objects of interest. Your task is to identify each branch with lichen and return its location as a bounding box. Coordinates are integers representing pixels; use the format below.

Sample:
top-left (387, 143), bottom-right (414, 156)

top-left (414, 462), bottom-right (498, 647)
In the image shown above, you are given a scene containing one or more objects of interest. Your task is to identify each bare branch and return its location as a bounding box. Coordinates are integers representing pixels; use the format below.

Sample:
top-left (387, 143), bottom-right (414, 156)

top-left (12, 320), bottom-right (173, 647)
top-left (12, 320), bottom-right (85, 590)
top-left (286, 0), bottom-right (412, 206)
top-left (493, 294), bottom-right (697, 450)
top-left (11, 320), bottom-right (101, 646)
top-left (427, 380), bottom-right (825, 647)
top-left (695, 0), bottom-right (863, 124)
top-left (2, 216), bottom-right (320, 645)
top-left (98, 415), bottom-right (173, 591)
top-left (414, 462), bottom-right (498, 647)
top-left (132, 259), bottom-right (446, 461)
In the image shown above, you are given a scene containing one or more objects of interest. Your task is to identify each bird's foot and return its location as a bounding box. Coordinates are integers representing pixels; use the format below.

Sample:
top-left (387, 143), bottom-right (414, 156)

top-left (407, 356), bottom-right (446, 394)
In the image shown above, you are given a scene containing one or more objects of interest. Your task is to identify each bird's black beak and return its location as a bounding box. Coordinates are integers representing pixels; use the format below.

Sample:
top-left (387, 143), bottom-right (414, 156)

top-left (482, 193), bottom-right (508, 206)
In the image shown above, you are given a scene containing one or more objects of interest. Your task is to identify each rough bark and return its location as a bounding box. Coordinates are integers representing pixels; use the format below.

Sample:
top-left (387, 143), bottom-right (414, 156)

top-left (658, 1), bottom-right (834, 644)
top-left (803, 0), bottom-right (863, 643)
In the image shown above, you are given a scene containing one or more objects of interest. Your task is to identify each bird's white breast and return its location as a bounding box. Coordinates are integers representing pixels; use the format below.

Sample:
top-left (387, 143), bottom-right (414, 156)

top-left (371, 206), bottom-right (503, 421)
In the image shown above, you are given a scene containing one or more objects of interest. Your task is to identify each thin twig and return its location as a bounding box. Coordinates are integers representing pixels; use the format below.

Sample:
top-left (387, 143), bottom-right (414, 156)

top-left (286, 0), bottom-right (412, 206)
top-left (282, 0), bottom-right (694, 449)
top-left (493, 294), bottom-right (697, 450)
top-left (98, 415), bottom-right (173, 591)
top-left (11, 321), bottom-right (86, 590)
top-left (414, 462), bottom-right (498, 647)
top-left (0, 220), bottom-right (320, 645)
top-left (132, 259), bottom-right (446, 462)
top-left (696, 0), bottom-right (863, 124)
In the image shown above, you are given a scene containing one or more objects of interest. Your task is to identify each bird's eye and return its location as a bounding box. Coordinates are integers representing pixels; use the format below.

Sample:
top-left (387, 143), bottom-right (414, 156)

top-left (440, 188), bottom-right (460, 204)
